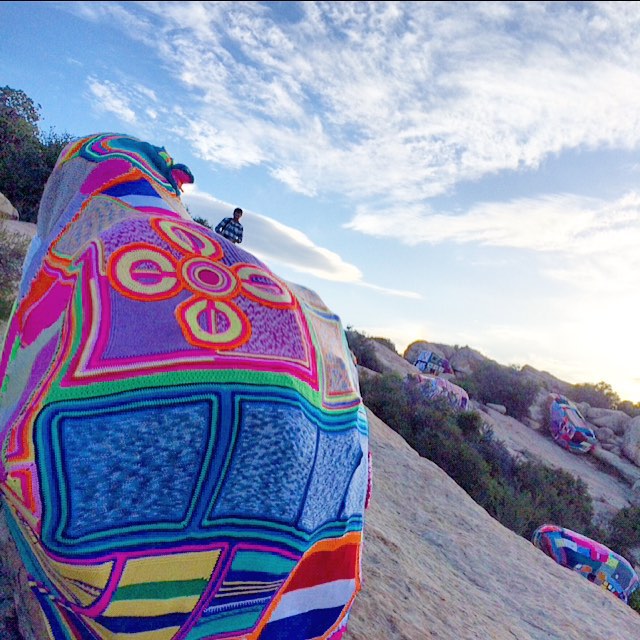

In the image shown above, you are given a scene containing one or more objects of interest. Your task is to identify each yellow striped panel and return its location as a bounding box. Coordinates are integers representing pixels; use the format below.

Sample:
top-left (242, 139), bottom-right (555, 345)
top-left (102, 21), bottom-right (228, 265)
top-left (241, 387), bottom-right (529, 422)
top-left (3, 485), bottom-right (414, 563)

top-left (28, 532), bottom-right (113, 607)
top-left (49, 557), bottom-right (114, 588)
top-left (118, 550), bottom-right (221, 587)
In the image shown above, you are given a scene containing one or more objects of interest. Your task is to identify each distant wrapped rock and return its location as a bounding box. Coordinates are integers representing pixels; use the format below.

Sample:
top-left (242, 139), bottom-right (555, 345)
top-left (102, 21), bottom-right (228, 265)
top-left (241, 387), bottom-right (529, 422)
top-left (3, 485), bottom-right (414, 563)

top-left (532, 524), bottom-right (639, 604)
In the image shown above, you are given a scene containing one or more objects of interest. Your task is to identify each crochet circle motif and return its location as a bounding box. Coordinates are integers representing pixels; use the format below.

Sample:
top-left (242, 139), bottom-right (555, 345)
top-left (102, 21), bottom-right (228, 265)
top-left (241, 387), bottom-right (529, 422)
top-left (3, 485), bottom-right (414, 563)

top-left (107, 218), bottom-right (295, 349)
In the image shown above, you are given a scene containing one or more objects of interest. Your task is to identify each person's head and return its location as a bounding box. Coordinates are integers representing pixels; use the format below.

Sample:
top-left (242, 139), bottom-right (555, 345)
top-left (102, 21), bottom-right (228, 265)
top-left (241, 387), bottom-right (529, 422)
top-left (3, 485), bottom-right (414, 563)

top-left (233, 207), bottom-right (243, 220)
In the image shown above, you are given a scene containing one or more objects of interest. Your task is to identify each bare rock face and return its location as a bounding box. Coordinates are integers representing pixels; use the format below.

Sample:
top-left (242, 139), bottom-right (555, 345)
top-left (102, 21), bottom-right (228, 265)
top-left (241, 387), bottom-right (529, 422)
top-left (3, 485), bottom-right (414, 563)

top-left (586, 407), bottom-right (632, 436)
top-left (520, 364), bottom-right (573, 395)
top-left (0, 509), bottom-right (48, 639)
top-left (623, 416), bottom-right (640, 467)
top-left (0, 219), bottom-right (37, 240)
top-left (402, 340), bottom-right (452, 368)
top-left (590, 447), bottom-right (640, 486)
top-left (528, 388), bottom-right (550, 423)
top-left (346, 411), bottom-right (640, 640)
top-left (402, 341), bottom-right (486, 375)
top-left (0, 193), bottom-right (19, 220)
top-left (372, 340), bottom-right (421, 377)
top-left (403, 340), bottom-right (429, 365)
top-left (447, 346), bottom-right (488, 376)
top-left (593, 425), bottom-right (616, 445)
top-left (486, 402), bottom-right (507, 414)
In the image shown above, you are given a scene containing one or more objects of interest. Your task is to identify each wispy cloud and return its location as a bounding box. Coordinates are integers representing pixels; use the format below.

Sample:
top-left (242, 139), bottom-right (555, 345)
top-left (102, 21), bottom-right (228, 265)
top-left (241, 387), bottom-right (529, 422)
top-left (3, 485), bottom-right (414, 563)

top-left (69, 1), bottom-right (640, 209)
top-left (87, 77), bottom-right (136, 124)
top-left (348, 191), bottom-right (640, 295)
top-left (182, 186), bottom-right (420, 298)
top-left (347, 192), bottom-right (640, 252)
top-left (35, 1), bottom-right (640, 400)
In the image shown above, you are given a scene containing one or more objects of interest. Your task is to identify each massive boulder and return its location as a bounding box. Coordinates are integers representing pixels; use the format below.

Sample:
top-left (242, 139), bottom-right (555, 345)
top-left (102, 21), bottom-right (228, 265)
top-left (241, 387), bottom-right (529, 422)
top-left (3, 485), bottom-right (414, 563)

top-left (0, 133), bottom-right (369, 640)
top-left (623, 416), bottom-right (640, 467)
top-left (0, 192), bottom-right (19, 220)
top-left (585, 407), bottom-right (632, 436)
top-left (520, 364), bottom-right (573, 395)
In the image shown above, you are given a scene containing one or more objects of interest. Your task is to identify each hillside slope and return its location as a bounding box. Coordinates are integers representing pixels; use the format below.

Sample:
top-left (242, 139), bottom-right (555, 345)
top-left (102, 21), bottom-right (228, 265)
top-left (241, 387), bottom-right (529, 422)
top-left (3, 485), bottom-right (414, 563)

top-left (346, 409), bottom-right (640, 639)
top-left (367, 339), bottom-right (638, 524)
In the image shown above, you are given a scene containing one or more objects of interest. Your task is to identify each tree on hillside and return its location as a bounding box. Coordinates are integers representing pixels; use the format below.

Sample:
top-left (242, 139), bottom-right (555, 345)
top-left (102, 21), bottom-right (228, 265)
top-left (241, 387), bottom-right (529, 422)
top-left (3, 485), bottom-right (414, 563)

top-left (0, 86), bottom-right (74, 222)
top-left (569, 381), bottom-right (620, 409)
top-left (345, 327), bottom-right (383, 373)
top-left (192, 215), bottom-right (213, 229)
top-left (457, 360), bottom-right (539, 421)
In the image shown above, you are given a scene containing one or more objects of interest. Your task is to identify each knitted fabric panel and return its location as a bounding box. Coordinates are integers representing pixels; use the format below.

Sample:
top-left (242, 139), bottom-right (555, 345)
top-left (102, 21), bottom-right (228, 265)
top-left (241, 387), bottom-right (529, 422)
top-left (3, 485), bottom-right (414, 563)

top-left (0, 133), bottom-right (369, 640)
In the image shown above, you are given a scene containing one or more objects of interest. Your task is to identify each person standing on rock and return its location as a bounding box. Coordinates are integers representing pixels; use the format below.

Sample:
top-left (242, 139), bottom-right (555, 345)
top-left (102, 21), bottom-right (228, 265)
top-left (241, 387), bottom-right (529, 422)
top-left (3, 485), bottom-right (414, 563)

top-left (215, 207), bottom-right (244, 244)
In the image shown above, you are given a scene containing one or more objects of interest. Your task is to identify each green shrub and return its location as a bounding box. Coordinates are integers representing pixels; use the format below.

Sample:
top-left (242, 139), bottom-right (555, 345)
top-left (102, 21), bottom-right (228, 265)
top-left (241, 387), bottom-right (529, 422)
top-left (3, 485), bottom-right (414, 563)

top-left (457, 361), bottom-right (539, 421)
top-left (618, 400), bottom-right (640, 418)
top-left (607, 506), bottom-right (640, 559)
top-left (513, 460), bottom-right (595, 540)
top-left (471, 427), bottom-right (518, 484)
top-left (1, 86), bottom-right (74, 222)
top-left (426, 434), bottom-right (493, 504)
top-left (484, 480), bottom-right (536, 537)
top-left (346, 327), bottom-right (383, 373)
top-left (360, 372), bottom-right (596, 546)
top-left (359, 372), bottom-right (410, 437)
top-left (568, 381), bottom-right (619, 409)
top-left (456, 410), bottom-right (484, 439)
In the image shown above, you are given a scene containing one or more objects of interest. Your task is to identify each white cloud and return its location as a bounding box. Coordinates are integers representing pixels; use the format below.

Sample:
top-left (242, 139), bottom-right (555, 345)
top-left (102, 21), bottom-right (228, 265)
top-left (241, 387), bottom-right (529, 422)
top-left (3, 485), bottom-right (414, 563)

top-left (347, 191), bottom-right (640, 296)
top-left (182, 187), bottom-right (420, 299)
top-left (182, 187), bottom-right (360, 281)
top-left (73, 3), bottom-right (640, 205)
top-left (87, 77), bottom-right (136, 124)
top-left (55, 0), bottom-right (640, 402)
top-left (347, 192), bottom-right (640, 251)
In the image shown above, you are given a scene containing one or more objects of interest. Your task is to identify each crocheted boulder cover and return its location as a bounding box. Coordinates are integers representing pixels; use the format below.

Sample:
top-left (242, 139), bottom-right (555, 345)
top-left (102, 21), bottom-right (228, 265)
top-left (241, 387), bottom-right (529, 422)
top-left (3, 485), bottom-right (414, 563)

top-left (0, 133), bottom-right (370, 639)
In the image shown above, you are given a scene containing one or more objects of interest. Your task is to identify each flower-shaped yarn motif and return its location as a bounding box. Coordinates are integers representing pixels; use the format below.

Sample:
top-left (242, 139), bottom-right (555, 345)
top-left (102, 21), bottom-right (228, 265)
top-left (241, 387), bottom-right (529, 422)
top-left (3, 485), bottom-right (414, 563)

top-left (108, 218), bottom-right (296, 349)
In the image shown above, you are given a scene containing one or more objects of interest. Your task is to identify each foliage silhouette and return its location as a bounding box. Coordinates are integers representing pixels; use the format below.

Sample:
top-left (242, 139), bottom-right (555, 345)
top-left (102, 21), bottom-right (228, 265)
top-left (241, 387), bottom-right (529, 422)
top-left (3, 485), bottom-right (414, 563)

top-left (456, 360), bottom-right (539, 421)
top-left (1, 86), bottom-right (74, 222)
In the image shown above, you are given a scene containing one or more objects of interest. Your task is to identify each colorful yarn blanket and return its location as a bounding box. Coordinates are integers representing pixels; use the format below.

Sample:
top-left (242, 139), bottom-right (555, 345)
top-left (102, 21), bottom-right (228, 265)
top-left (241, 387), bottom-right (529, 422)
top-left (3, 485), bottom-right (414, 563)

top-left (0, 133), bottom-right (370, 639)
top-left (547, 393), bottom-right (597, 454)
top-left (404, 374), bottom-right (469, 412)
top-left (532, 524), bottom-right (639, 603)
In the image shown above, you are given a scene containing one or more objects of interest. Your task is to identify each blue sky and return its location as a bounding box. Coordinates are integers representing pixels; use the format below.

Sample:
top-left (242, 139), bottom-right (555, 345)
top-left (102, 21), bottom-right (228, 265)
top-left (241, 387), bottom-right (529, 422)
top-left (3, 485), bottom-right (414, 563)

top-left (4, 1), bottom-right (640, 401)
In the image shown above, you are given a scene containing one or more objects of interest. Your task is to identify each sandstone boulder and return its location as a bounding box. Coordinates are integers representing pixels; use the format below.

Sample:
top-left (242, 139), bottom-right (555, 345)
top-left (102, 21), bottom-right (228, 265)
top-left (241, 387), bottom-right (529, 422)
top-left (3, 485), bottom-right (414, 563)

top-left (486, 402), bottom-right (507, 414)
top-left (372, 340), bottom-right (421, 377)
top-left (623, 416), bottom-right (640, 467)
top-left (0, 193), bottom-right (19, 220)
top-left (346, 410), bottom-right (640, 640)
top-left (448, 345), bottom-right (489, 376)
top-left (586, 407), bottom-right (631, 435)
top-left (591, 446), bottom-right (640, 485)
top-left (593, 425), bottom-right (616, 445)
